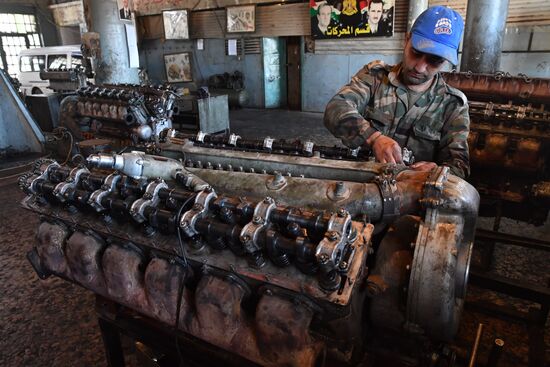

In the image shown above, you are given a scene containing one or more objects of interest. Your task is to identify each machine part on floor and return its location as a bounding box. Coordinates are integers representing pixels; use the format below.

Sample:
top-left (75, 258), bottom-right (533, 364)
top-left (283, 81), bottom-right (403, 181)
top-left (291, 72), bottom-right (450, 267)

top-left (58, 84), bottom-right (177, 147)
top-left (207, 71), bottom-right (249, 108)
top-left (172, 94), bottom-right (230, 134)
top-left (487, 338), bottom-right (505, 367)
top-left (443, 71), bottom-right (550, 224)
top-left (20, 146), bottom-right (479, 365)
top-left (0, 69), bottom-right (44, 154)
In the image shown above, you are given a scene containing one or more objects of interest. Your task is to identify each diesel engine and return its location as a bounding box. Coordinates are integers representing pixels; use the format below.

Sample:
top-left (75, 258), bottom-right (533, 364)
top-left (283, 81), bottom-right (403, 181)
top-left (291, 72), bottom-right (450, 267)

top-left (58, 83), bottom-right (178, 146)
top-left (19, 131), bottom-right (479, 365)
top-left (443, 71), bottom-right (550, 224)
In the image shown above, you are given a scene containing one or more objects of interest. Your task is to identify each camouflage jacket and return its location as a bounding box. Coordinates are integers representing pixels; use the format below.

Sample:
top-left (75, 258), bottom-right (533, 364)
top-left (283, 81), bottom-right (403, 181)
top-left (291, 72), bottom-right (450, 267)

top-left (324, 61), bottom-right (470, 178)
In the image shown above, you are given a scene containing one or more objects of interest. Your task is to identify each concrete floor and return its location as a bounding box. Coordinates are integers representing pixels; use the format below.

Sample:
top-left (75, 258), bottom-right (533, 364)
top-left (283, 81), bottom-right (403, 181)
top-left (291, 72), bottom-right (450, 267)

top-left (0, 108), bottom-right (548, 366)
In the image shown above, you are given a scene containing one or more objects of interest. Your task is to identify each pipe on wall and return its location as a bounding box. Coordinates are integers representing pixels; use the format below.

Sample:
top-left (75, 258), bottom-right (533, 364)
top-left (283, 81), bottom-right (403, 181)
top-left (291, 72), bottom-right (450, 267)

top-left (461, 0), bottom-right (510, 73)
top-left (407, 0), bottom-right (428, 32)
top-left (84, 0), bottom-right (139, 85)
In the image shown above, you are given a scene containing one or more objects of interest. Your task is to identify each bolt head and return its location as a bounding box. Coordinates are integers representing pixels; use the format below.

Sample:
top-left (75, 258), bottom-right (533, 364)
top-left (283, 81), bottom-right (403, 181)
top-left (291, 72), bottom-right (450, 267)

top-left (339, 261), bottom-right (348, 270)
top-left (328, 231), bottom-right (338, 241)
top-left (253, 215), bottom-right (263, 224)
top-left (319, 253), bottom-right (329, 263)
top-left (337, 208), bottom-right (346, 217)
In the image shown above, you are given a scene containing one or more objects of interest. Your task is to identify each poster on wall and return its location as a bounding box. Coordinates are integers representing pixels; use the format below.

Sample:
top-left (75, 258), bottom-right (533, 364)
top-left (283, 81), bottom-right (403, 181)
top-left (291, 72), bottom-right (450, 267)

top-left (117, 0), bottom-right (134, 21)
top-left (164, 52), bottom-right (192, 83)
top-left (163, 10), bottom-right (189, 39)
top-left (310, 0), bottom-right (394, 39)
top-left (226, 5), bottom-right (255, 33)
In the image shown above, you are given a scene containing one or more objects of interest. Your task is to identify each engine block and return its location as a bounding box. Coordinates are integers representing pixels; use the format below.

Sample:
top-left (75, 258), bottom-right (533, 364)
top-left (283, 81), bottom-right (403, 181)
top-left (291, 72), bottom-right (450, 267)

top-left (20, 135), bottom-right (479, 365)
top-left (443, 71), bottom-right (550, 224)
top-left (58, 84), bottom-right (177, 146)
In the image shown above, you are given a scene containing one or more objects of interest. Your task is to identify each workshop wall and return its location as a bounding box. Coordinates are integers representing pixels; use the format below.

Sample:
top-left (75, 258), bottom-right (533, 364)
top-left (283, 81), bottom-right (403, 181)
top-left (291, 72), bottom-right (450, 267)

top-left (139, 39), bottom-right (264, 108)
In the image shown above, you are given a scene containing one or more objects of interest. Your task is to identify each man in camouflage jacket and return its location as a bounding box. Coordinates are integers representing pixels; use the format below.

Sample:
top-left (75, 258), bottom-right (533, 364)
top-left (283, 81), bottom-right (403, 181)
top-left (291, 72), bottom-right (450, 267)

top-left (324, 6), bottom-right (470, 178)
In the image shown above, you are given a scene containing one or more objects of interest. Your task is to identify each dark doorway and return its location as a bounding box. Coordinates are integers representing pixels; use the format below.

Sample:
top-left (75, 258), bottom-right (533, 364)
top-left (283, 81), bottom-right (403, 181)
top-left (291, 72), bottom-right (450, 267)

top-left (286, 36), bottom-right (301, 110)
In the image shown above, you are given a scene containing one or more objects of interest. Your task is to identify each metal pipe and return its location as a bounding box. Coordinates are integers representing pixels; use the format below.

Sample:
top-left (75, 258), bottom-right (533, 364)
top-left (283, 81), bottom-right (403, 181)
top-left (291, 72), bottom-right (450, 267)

top-left (461, 0), bottom-right (510, 73)
top-left (407, 0), bottom-right (428, 32)
top-left (468, 323), bottom-right (484, 367)
top-left (85, 0), bottom-right (139, 85)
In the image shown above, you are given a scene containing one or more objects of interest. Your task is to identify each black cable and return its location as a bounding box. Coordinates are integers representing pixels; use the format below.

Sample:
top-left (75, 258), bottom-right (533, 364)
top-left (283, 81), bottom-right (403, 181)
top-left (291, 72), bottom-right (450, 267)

top-left (174, 192), bottom-right (197, 366)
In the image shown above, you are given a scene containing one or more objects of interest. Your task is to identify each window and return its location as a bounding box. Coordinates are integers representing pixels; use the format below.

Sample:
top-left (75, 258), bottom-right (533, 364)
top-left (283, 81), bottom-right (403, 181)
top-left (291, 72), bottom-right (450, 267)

top-left (0, 13), bottom-right (43, 77)
top-left (20, 55), bottom-right (45, 72)
top-left (48, 54), bottom-right (68, 70)
top-left (71, 54), bottom-right (82, 68)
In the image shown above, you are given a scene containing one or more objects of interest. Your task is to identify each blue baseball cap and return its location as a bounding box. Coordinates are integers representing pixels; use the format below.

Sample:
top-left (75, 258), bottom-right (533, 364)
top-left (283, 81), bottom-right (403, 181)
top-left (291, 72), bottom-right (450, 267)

top-left (410, 6), bottom-right (464, 65)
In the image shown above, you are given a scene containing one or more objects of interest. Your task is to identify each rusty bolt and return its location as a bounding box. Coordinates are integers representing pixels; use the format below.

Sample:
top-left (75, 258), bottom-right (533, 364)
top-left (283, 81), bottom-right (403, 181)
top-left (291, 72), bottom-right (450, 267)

top-left (241, 234), bottom-right (250, 242)
top-left (338, 208), bottom-right (346, 217)
top-left (318, 253), bottom-right (329, 264)
top-left (339, 261), bottom-right (348, 270)
top-left (264, 196), bottom-right (273, 204)
top-left (334, 181), bottom-right (345, 196)
top-left (193, 203), bottom-right (203, 211)
top-left (181, 220), bottom-right (189, 228)
top-left (328, 231), bottom-right (338, 241)
top-left (253, 215), bottom-right (263, 224)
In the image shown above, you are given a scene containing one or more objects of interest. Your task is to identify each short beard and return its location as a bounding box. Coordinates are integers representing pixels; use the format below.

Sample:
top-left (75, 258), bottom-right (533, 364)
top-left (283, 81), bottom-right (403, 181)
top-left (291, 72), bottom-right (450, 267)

top-left (401, 68), bottom-right (430, 86)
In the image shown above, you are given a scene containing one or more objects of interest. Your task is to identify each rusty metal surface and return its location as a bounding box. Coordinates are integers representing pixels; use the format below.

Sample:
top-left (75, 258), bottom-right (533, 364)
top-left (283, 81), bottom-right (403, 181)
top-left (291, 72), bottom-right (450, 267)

top-left (29, 219), bottom-right (342, 366)
top-left (442, 72), bottom-right (550, 105)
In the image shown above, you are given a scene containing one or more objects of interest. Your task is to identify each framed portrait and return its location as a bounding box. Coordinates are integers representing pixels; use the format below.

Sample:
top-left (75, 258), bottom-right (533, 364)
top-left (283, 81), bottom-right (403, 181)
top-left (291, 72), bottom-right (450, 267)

top-left (117, 0), bottom-right (134, 22)
top-left (226, 5), bottom-right (255, 33)
top-left (163, 10), bottom-right (189, 40)
top-left (164, 52), bottom-right (192, 83)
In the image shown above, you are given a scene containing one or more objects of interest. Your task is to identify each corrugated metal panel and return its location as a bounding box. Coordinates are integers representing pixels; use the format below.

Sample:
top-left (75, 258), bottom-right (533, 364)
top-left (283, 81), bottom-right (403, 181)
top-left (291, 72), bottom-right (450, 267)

top-left (134, 0), bottom-right (276, 17)
top-left (189, 3), bottom-right (309, 39)
top-left (430, 0), bottom-right (550, 26)
top-left (313, 0), bottom-right (409, 54)
top-left (315, 33), bottom-right (405, 54)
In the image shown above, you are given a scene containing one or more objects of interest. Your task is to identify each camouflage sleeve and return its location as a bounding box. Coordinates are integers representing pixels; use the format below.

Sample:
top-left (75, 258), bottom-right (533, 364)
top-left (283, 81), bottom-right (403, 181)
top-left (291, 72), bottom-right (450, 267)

top-left (323, 66), bottom-right (379, 148)
top-left (436, 101), bottom-right (470, 179)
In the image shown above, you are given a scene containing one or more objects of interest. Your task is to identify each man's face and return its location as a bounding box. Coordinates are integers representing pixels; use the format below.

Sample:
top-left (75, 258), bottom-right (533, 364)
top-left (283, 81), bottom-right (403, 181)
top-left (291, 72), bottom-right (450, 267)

top-left (368, 3), bottom-right (383, 24)
top-left (317, 6), bottom-right (332, 28)
top-left (401, 36), bottom-right (447, 86)
top-left (122, 0), bottom-right (129, 8)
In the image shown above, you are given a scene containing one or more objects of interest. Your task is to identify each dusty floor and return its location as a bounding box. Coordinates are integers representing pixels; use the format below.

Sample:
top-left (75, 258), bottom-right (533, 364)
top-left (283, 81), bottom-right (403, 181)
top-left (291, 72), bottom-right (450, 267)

top-left (0, 108), bottom-right (548, 366)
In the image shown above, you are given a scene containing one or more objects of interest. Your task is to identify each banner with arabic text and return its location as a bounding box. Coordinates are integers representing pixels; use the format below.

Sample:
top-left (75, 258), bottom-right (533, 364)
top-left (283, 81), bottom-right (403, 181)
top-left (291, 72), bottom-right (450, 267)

top-left (310, 0), bottom-right (394, 39)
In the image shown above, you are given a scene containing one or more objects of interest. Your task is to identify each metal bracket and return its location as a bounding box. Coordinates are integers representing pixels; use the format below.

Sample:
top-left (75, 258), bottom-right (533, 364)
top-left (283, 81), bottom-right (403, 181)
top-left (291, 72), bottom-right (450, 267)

top-left (228, 133), bottom-right (241, 146)
top-left (263, 137), bottom-right (274, 150)
top-left (53, 166), bottom-right (89, 202)
top-left (374, 166), bottom-right (401, 223)
top-left (129, 179), bottom-right (168, 223)
top-left (196, 131), bottom-right (206, 143)
top-left (315, 210), bottom-right (352, 266)
top-left (180, 188), bottom-right (217, 237)
top-left (239, 197), bottom-right (276, 254)
top-left (22, 159), bottom-right (60, 195)
top-left (420, 166), bottom-right (449, 227)
top-left (88, 173), bottom-right (121, 212)
top-left (302, 141), bottom-right (314, 155)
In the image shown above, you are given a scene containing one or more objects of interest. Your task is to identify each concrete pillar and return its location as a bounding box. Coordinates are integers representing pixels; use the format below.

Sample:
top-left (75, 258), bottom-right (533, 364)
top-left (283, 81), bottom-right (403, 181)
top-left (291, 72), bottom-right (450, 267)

top-left (407, 0), bottom-right (429, 32)
top-left (461, 0), bottom-right (510, 73)
top-left (85, 0), bottom-right (139, 85)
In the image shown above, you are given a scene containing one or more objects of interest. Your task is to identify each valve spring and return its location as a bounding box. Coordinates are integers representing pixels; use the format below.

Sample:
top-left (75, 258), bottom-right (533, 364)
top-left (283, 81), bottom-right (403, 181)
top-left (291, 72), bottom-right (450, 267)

top-left (271, 253), bottom-right (291, 267)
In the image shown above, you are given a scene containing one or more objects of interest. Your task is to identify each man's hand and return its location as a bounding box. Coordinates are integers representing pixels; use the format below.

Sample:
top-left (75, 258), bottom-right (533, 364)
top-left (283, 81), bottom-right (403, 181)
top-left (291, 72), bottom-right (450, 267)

top-left (410, 161), bottom-right (437, 172)
top-left (368, 132), bottom-right (403, 164)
